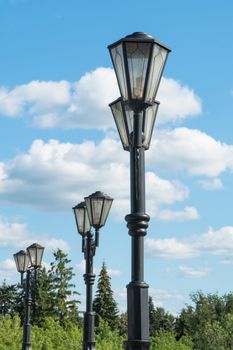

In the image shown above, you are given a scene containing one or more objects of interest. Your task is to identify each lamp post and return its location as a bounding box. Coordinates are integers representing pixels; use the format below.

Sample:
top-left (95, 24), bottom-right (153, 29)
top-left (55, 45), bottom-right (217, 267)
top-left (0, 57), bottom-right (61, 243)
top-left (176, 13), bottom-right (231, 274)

top-left (14, 243), bottom-right (44, 350)
top-left (108, 32), bottom-right (171, 350)
top-left (73, 191), bottom-right (113, 350)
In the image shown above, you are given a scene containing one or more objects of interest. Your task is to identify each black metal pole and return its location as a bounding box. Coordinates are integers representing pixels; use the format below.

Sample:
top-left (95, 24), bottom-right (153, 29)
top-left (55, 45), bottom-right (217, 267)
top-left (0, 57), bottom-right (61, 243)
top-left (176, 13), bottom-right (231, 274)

top-left (22, 269), bottom-right (32, 350)
top-left (125, 110), bottom-right (150, 350)
top-left (83, 231), bottom-right (96, 350)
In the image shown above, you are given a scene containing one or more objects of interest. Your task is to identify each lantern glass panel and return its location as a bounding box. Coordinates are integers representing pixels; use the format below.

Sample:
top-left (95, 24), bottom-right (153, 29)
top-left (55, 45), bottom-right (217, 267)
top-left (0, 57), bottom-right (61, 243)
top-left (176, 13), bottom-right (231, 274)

top-left (86, 197), bottom-right (104, 227)
top-left (14, 250), bottom-right (29, 273)
top-left (110, 100), bottom-right (129, 150)
top-left (110, 44), bottom-right (128, 100)
top-left (125, 107), bottom-right (134, 137)
top-left (125, 42), bottom-right (151, 100)
top-left (143, 103), bottom-right (159, 149)
top-left (146, 45), bottom-right (168, 101)
top-left (73, 204), bottom-right (91, 234)
top-left (27, 243), bottom-right (44, 268)
top-left (85, 191), bottom-right (113, 229)
top-left (100, 198), bottom-right (113, 226)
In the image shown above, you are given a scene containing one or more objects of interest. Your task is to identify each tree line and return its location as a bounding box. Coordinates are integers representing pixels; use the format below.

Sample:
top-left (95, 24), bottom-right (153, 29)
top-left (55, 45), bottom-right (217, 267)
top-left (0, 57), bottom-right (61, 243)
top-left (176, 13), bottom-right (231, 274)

top-left (1, 249), bottom-right (233, 349)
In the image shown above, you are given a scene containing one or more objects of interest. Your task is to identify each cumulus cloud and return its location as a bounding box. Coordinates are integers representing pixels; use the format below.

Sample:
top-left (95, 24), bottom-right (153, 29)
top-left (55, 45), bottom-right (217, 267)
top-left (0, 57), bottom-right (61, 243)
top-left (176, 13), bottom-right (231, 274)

top-left (149, 127), bottom-right (233, 177)
top-left (156, 78), bottom-right (202, 124)
top-left (156, 206), bottom-right (199, 222)
top-left (150, 288), bottom-right (184, 313)
top-left (0, 259), bottom-right (15, 270)
top-left (0, 137), bottom-right (196, 222)
top-left (0, 68), bottom-right (201, 129)
top-left (179, 265), bottom-right (212, 278)
top-left (198, 178), bottom-right (224, 190)
top-left (0, 217), bottom-right (69, 252)
top-left (146, 237), bottom-right (197, 259)
top-left (146, 226), bottom-right (233, 260)
top-left (0, 81), bottom-right (71, 117)
top-left (220, 258), bottom-right (233, 265)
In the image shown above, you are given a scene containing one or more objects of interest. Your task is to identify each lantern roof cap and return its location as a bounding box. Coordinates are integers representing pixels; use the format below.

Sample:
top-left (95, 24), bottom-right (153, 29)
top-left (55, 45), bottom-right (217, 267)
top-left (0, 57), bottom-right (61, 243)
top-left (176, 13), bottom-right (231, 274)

top-left (72, 201), bottom-right (85, 210)
top-left (15, 249), bottom-right (26, 255)
top-left (85, 191), bottom-right (113, 200)
top-left (108, 32), bottom-right (171, 52)
top-left (27, 242), bottom-right (44, 249)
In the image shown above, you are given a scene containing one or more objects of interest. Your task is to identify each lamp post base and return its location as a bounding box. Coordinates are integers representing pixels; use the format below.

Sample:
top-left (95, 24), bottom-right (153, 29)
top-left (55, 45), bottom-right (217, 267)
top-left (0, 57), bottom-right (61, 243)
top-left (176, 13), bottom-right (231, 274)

top-left (83, 342), bottom-right (95, 350)
top-left (124, 340), bottom-right (151, 350)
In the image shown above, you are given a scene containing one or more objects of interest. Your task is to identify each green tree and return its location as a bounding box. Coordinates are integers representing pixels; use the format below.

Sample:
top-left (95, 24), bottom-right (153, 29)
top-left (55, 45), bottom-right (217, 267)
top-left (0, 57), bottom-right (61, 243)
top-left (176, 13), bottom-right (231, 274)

top-left (0, 281), bottom-right (19, 317)
top-left (32, 267), bottom-right (54, 325)
top-left (149, 296), bottom-right (157, 336)
top-left (93, 261), bottom-right (119, 330)
top-left (48, 249), bottom-right (80, 325)
top-left (149, 296), bottom-right (174, 336)
top-left (118, 311), bottom-right (127, 336)
top-left (151, 330), bottom-right (193, 350)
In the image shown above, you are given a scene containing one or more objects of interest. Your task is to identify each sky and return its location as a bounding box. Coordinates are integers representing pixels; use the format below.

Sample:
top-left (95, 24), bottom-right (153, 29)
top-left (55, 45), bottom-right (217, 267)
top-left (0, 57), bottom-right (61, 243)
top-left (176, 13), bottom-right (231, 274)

top-left (0, 0), bottom-right (233, 315)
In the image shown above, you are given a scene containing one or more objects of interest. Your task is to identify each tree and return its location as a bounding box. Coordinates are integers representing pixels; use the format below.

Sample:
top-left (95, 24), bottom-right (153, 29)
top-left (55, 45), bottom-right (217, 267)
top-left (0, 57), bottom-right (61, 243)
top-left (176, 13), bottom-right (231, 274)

top-left (149, 296), bottom-right (174, 336)
top-left (118, 311), bottom-right (127, 336)
top-left (93, 261), bottom-right (119, 330)
top-left (32, 267), bottom-right (53, 326)
top-left (149, 296), bottom-right (157, 336)
top-left (48, 249), bottom-right (80, 325)
top-left (0, 281), bottom-right (19, 317)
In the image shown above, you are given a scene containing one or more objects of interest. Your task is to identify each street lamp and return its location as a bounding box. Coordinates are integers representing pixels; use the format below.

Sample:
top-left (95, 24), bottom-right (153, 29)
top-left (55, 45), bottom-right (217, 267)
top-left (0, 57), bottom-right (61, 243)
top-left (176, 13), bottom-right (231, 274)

top-left (14, 243), bottom-right (44, 350)
top-left (73, 191), bottom-right (113, 350)
top-left (108, 32), bottom-right (171, 350)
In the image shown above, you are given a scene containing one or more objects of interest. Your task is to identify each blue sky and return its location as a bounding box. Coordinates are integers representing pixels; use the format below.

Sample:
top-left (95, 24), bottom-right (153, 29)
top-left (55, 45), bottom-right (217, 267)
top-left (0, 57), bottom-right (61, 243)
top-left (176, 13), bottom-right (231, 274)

top-left (0, 0), bottom-right (233, 315)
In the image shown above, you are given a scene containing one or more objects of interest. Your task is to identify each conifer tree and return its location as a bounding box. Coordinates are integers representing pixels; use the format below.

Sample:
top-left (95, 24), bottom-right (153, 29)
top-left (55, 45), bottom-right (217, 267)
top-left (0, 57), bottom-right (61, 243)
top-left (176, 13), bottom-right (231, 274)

top-left (48, 249), bottom-right (80, 325)
top-left (149, 296), bottom-right (174, 336)
top-left (93, 261), bottom-right (119, 330)
top-left (0, 281), bottom-right (19, 317)
top-left (32, 267), bottom-right (53, 325)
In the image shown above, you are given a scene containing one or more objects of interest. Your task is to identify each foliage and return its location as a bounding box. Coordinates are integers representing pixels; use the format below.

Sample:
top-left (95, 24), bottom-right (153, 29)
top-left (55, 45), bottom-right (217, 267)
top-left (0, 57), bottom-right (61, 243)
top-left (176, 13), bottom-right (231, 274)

top-left (149, 296), bottom-right (174, 336)
top-left (118, 311), bottom-right (127, 336)
top-left (95, 319), bottom-right (124, 349)
top-left (151, 330), bottom-right (193, 350)
top-left (0, 250), bottom-right (81, 328)
top-left (174, 291), bottom-right (233, 349)
top-left (32, 267), bottom-right (53, 326)
top-left (0, 281), bottom-right (20, 318)
top-left (47, 249), bottom-right (80, 326)
top-left (93, 261), bottom-right (119, 330)
top-left (0, 315), bottom-right (22, 350)
top-left (4, 250), bottom-right (233, 349)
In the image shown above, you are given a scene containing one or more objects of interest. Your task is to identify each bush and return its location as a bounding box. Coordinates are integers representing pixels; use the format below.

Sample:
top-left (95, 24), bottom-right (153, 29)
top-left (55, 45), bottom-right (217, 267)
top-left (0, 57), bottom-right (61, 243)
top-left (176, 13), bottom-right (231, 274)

top-left (151, 330), bottom-right (193, 350)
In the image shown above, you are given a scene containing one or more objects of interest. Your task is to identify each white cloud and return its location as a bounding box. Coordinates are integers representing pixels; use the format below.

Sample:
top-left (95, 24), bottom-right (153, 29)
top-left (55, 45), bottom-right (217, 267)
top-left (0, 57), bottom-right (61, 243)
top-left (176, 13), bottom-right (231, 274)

top-left (0, 138), bottom-right (195, 222)
top-left (145, 237), bottom-right (197, 259)
top-left (196, 227), bottom-right (233, 256)
top-left (0, 81), bottom-right (71, 117)
top-left (146, 226), bottom-right (233, 260)
top-left (156, 206), bottom-right (199, 222)
top-left (0, 217), bottom-right (69, 252)
top-left (77, 260), bottom-right (86, 273)
top-left (150, 288), bottom-right (184, 313)
top-left (199, 178), bottom-right (224, 190)
top-left (157, 78), bottom-right (202, 124)
top-left (220, 258), bottom-right (233, 265)
top-left (114, 287), bottom-right (127, 300)
top-left (146, 172), bottom-right (189, 205)
top-left (0, 259), bottom-right (15, 270)
top-left (0, 69), bottom-right (201, 129)
top-left (0, 259), bottom-right (18, 281)
top-left (107, 268), bottom-right (122, 277)
top-left (179, 265), bottom-right (212, 278)
top-left (149, 127), bottom-right (233, 177)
